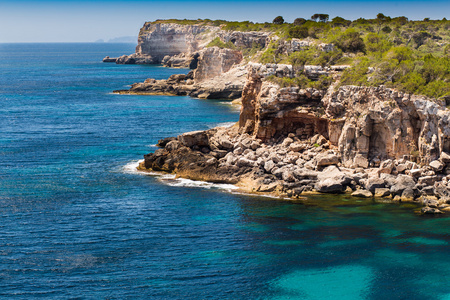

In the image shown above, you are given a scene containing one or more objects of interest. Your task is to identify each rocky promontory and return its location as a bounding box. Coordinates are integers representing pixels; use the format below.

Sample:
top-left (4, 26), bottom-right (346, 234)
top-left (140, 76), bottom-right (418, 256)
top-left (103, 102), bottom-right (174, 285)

top-left (114, 46), bottom-right (246, 99)
top-left (138, 62), bottom-right (450, 214)
top-left (109, 19), bottom-right (450, 214)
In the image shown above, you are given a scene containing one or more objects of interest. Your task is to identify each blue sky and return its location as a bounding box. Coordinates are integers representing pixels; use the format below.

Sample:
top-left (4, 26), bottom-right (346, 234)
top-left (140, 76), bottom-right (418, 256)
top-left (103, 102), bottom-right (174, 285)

top-left (0, 0), bottom-right (449, 42)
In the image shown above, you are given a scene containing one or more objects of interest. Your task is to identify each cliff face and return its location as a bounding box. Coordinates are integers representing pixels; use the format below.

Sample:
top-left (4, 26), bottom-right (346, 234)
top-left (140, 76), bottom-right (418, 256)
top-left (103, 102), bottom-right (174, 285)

top-left (193, 47), bottom-right (243, 82)
top-left (136, 23), bottom-right (219, 63)
top-left (239, 64), bottom-right (327, 141)
top-left (114, 46), bottom-right (245, 99)
top-left (323, 86), bottom-right (449, 167)
top-left (239, 64), bottom-right (450, 167)
top-left (217, 31), bottom-right (270, 49)
top-left (105, 22), bottom-right (274, 66)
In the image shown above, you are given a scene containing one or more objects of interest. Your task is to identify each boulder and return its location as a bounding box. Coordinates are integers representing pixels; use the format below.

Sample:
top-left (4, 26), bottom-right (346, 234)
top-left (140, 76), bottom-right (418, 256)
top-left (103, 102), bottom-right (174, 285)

top-left (409, 168), bottom-right (423, 178)
top-left (434, 181), bottom-right (450, 201)
top-left (178, 130), bottom-right (209, 147)
top-left (420, 185), bottom-right (435, 196)
top-left (401, 188), bottom-right (415, 202)
top-left (316, 152), bottom-right (340, 168)
top-left (157, 136), bottom-right (177, 148)
top-left (396, 163), bottom-right (408, 173)
top-left (429, 160), bottom-right (444, 172)
top-left (423, 198), bottom-right (439, 208)
top-left (218, 137), bottom-right (234, 150)
top-left (293, 168), bottom-right (318, 180)
top-left (351, 189), bottom-right (373, 198)
top-left (233, 147), bottom-right (244, 155)
top-left (250, 140), bottom-right (261, 150)
top-left (379, 159), bottom-right (394, 174)
top-left (314, 166), bottom-right (351, 193)
top-left (374, 188), bottom-right (391, 197)
top-left (364, 177), bottom-right (385, 193)
top-left (282, 137), bottom-right (294, 147)
top-left (165, 140), bottom-right (182, 151)
top-left (418, 175), bottom-right (438, 186)
top-left (236, 157), bottom-right (256, 168)
top-left (264, 160), bottom-right (276, 173)
top-left (211, 150), bottom-right (228, 159)
top-left (103, 56), bottom-right (117, 62)
top-left (354, 154), bottom-right (369, 168)
top-left (289, 142), bottom-right (305, 152)
top-left (390, 175), bottom-right (416, 196)
top-left (315, 178), bottom-right (345, 193)
top-left (421, 207), bottom-right (443, 214)
top-left (439, 152), bottom-right (450, 164)
top-left (379, 173), bottom-right (396, 188)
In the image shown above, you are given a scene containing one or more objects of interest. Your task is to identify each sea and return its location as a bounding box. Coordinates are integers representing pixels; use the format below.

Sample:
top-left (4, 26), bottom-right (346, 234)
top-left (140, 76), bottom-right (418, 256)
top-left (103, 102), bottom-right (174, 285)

top-left (1, 43), bottom-right (450, 299)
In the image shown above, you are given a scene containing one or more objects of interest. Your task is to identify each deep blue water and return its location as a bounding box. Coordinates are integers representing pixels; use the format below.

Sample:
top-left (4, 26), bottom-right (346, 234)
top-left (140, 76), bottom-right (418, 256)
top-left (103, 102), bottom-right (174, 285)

top-left (1, 43), bottom-right (450, 299)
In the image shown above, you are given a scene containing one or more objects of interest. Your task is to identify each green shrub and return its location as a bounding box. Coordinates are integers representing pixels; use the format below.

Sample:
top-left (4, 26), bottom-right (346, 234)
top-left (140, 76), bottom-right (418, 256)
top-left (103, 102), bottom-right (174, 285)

top-left (334, 29), bottom-right (366, 53)
top-left (206, 37), bottom-right (236, 49)
top-left (273, 16), bottom-right (284, 25)
top-left (288, 26), bottom-right (309, 39)
top-left (365, 33), bottom-right (392, 55)
top-left (293, 18), bottom-right (307, 26)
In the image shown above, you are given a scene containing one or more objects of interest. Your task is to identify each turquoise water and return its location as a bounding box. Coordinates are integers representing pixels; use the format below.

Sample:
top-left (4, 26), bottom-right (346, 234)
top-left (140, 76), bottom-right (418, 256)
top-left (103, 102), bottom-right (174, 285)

top-left (1, 43), bottom-right (450, 299)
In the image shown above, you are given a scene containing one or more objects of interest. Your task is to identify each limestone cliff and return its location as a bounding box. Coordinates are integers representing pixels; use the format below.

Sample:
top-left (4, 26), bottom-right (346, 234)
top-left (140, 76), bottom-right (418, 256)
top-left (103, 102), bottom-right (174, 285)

top-left (104, 22), bottom-right (273, 66)
top-left (139, 62), bottom-right (450, 214)
top-left (323, 86), bottom-right (449, 167)
top-left (114, 46), bottom-right (245, 99)
top-left (136, 23), bottom-right (219, 63)
top-left (238, 64), bottom-right (450, 167)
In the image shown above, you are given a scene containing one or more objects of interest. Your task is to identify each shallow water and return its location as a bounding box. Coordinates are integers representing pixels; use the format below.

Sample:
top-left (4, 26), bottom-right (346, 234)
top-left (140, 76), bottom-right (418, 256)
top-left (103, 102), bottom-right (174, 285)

top-left (1, 43), bottom-right (450, 299)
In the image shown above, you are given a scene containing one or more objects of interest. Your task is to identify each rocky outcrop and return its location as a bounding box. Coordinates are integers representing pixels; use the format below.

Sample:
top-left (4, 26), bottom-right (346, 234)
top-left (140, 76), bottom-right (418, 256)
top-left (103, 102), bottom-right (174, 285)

top-left (239, 63), bottom-right (328, 141)
top-left (114, 47), bottom-right (246, 100)
top-left (277, 38), bottom-right (335, 54)
top-left (136, 23), bottom-right (219, 63)
top-left (103, 53), bottom-right (155, 64)
top-left (105, 23), bottom-right (219, 65)
top-left (102, 56), bottom-right (117, 63)
top-left (217, 31), bottom-right (270, 49)
top-left (105, 22), bottom-right (274, 66)
top-left (193, 47), bottom-right (243, 82)
top-left (161, 52), bottom-right (199, 69)
top-left (137, 62), bottom-right (450, 214)
top-left (322, 85), bottom-right (449, 167)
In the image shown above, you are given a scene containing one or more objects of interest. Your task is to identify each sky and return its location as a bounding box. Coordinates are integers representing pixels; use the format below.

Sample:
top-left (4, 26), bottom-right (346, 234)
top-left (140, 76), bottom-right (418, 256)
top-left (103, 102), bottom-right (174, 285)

top-left (0, 0), bottom-right (449, 43)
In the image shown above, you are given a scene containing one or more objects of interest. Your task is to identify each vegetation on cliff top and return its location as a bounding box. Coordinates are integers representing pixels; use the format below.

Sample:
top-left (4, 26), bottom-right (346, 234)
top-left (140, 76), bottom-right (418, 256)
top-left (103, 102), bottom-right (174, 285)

top-left (151, 16), bottom-right (450, 99)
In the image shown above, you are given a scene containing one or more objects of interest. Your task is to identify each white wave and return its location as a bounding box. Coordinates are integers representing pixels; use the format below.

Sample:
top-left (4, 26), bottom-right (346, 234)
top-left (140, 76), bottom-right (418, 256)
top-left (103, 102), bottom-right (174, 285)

top-left (159, 177), bottom-right (238, 191)
top-left (122, 160), bottom-right (238, 192)
top-left (122, 159), bottom-right (144, 175)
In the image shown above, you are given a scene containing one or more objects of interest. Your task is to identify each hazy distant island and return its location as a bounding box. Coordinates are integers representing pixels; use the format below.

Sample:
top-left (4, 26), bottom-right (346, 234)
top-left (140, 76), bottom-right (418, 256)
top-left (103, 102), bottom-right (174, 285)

top-left (106, 14), bottom-right (450, 214)
top-left (95, 36), bottom-right (136, 43)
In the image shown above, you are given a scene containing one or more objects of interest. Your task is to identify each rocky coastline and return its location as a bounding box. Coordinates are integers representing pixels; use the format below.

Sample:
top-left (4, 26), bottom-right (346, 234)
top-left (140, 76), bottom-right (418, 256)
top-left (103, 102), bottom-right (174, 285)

top-left (110, 21), bottom-right (450, 214)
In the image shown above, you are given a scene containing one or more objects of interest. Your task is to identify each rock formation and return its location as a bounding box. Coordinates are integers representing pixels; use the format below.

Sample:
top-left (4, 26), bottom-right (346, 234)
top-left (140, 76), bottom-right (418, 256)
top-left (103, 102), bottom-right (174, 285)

top-left (137, 63), bottom-right (450, 214)
top-left (136, 23), bottom-right (219, 63)
top-left (114, 47), bottom-right (245, 99)
top-left (107, 21), bottom-right (450, 214)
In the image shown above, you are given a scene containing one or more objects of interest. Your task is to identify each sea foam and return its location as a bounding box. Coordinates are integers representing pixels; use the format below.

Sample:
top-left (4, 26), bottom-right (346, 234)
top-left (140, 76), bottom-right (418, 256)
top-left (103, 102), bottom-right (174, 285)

top-left (122, 160), bottom-right (238, 192)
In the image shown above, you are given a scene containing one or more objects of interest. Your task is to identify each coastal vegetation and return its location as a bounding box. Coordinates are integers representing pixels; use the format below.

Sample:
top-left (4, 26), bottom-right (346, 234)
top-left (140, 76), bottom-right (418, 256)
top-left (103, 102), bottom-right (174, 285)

top-left (151, 15), bottom-right (450, 99)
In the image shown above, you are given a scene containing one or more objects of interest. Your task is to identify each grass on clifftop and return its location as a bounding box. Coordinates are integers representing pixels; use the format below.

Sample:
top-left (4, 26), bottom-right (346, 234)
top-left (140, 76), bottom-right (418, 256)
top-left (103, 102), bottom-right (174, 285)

top-left (150, 16), bottom-right (450, 99)
top-left (258, 16), bottom-right (450, 99)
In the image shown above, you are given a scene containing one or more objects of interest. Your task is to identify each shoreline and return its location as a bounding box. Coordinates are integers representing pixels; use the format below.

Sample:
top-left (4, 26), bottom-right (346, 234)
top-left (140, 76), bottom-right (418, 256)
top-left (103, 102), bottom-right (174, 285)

top-left (130, 159), bottom-right (426, 212)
